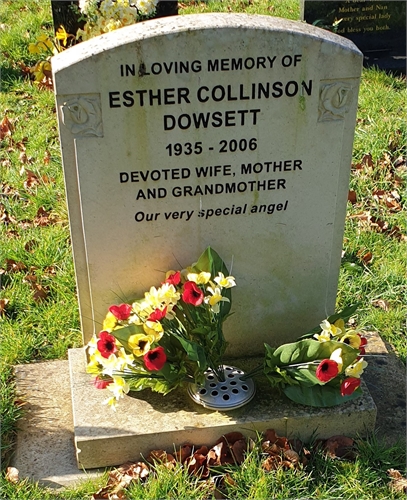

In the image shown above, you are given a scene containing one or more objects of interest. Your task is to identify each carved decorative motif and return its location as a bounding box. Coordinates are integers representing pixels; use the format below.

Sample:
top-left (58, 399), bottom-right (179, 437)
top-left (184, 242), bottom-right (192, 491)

top-left (61, 95), bottom-right (103, 137)
top-left (318, 81), bottom-right (354, 122)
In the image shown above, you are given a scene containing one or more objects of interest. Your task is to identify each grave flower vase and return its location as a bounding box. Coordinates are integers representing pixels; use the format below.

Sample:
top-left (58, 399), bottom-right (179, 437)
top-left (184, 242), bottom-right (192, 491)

top-left (187, 365), bottom-right (255, 411)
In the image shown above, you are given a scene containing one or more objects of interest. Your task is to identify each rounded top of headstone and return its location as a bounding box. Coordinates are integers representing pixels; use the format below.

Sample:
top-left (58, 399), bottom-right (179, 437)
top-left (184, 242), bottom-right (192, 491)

top-left (52, 13), bottom-right (362, 73)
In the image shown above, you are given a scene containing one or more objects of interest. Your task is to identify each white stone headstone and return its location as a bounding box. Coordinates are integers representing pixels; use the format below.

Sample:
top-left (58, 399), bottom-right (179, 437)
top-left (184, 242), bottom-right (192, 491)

top-left (53, 14), bottom-right (362, 357)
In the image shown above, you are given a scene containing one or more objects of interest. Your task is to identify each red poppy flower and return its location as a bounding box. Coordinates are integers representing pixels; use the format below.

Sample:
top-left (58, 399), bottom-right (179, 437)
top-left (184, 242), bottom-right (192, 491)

top-left (341, 377), bottom-right (361, 396)
top-left (93, 376), bottom-right (112, 389)
top-left (182, 281), bottom-right (204, 306)
top-left (316, 359), bottom-right (339, 382)
top-left (109, 303), bottom-right (132, 320)
top-left (144, 346), bottom-right (167, 371)
top-left (358, 334), bottom-right (367, 353)
top-left (165, 271), bottom-right (181, 286)
top-left (148, 306), bottom-right (167, 322)
top-left (97, 331), bottom-right (118, 358)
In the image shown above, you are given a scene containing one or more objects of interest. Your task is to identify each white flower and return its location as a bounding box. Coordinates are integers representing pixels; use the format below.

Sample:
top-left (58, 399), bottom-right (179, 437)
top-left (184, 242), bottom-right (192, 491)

top-left (214, 272), bottom-right (236, 289)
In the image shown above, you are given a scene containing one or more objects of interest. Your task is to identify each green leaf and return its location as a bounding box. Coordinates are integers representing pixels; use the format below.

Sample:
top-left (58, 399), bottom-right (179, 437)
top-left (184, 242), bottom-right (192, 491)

top-left (172, 334), bottom-right (207, 369)
top-left (283, 384), bottom-right (363, 407)
top-left (265, 339), bottom-right (358, 370)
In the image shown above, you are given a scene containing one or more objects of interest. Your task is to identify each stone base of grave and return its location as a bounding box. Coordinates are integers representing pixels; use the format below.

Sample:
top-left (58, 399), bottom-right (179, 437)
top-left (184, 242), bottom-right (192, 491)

top-left (13, 332), bottom-right (406, 487)
top-left (69, 347), bottom-right (377, 469)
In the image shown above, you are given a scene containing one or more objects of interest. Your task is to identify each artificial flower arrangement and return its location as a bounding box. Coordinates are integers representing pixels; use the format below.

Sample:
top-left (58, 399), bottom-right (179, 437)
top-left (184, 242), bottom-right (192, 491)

top-left (86, 247), bottom-right (235, 409)
top-left (255, 305), bottom-right (368, 407)
top-left (87, 244), bottom-right (368, 411)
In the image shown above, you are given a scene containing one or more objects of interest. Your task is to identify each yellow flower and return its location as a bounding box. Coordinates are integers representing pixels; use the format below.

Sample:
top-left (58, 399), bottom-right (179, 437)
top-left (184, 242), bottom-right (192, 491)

top-left (345, 358), bottom-right (367, 378)
top-left (128, 333), bottom-right (155, 356)
top-left (330, 348), bottom-right (343, 372)
top-left (340, 332), bottom-right (361, 349)
top-left (205, 286), bottom-right (229, 313)
top-left (333, 318), bottom-right (346, 336)
top-left (214, 272), bottom-right (236, 289)
top-left (55, 25), bottom-right (72, 47)
top-left (103, 396), bottom-right (118, 411)
top-left (117, 347), bottom-right (135, 366)
top-left (143, 320), bottom-right (163, 341)
top-left (29, 34), bottom-right (53, 55)
top-left (103, 311), bottom-right (118, 331)
top-left (187, 272), bottom-right (211, 285)
top-left (31, 61), bottom-right (52, 82)
top-left (86, 355), bottom-right (102, 375)
top-left (313, 331), bottom-right (331, 342)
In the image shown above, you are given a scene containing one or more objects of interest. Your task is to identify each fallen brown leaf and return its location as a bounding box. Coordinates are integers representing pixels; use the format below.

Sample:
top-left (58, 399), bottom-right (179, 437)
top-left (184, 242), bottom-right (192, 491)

top-left (33, 206), bottom-right (57, 226)
top-left (5, 259), bottom-right (27, 272)
top-left (5, 466), bottom-right (19, 483)
top-left (372, 299), bottom-right (390, 311)
top-left (23, 169), bottom-right (40, 189)
top-left (388, 469), bottom-right (407, 493)
top-left (0, 116), bottom-right (13, 140)
top-left (323, 435), bottom-right (355, 459)
top-left (0, 298), bottom-right (10, 316)
top-left (147, 450), bottom-right (176, 469)
top-left (174, 443), bottom-right (193, 463)
top-left (32, 283), bottom-right (49, 302)
top-left (348, 190), bottom-right (357, 204)
top-left (187, 445), bottom-right (209, 477)
top-left (43, 150), bottom-right (51, 164)
top-left (357, 249), bottom-right (373, 265)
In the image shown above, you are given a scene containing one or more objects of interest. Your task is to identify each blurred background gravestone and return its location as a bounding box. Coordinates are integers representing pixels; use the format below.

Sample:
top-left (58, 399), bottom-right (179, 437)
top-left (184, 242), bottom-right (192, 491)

top-left (50, 0), bottom-right (178, 38)
top-left (301, 0), bottom-right (406, 75)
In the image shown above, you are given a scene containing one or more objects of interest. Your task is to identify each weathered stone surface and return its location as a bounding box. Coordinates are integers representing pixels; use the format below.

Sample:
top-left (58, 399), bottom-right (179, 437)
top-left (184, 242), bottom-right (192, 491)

top-left (53, 14), bottom-right (363, 354)
top-left (69, 348), bottom-right (376, 469)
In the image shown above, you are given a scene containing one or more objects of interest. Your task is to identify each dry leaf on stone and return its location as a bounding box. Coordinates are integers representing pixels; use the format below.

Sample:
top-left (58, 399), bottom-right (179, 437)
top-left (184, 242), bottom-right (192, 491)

top-left (5, 466), bottom-right (19, 483)
top-left (388, 469), bottom-right (407, 493)
top-left (372, 299), bottom-right (390, 311)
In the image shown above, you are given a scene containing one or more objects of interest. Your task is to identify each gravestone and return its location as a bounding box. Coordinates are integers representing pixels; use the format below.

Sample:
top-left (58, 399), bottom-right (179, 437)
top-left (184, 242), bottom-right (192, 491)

top-left (301, 0), bottom-right (407, 74)
top-left (51, 14), bottom-right (377, 470)
top-left (53, 14), bottom-right (363, 358)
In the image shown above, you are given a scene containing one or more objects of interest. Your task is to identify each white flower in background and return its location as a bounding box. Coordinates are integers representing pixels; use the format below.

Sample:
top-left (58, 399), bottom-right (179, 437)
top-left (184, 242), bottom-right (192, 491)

top-left (135, 0), bottom-right (158, 16)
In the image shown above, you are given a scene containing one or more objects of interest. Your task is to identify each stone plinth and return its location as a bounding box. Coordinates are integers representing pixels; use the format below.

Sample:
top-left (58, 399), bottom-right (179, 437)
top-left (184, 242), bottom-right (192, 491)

top-left (69, 348), bottom-right (376, 469)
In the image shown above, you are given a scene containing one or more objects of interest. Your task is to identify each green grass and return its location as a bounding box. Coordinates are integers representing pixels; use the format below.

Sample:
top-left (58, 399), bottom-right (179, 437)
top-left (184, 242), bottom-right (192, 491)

top-left (0, 0), bottom-right (406, 498)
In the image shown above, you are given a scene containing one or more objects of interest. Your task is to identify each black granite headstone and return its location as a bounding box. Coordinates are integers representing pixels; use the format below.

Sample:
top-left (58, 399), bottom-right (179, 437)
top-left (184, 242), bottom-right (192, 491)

top-left (302, 0), bottom-right (406, 74)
